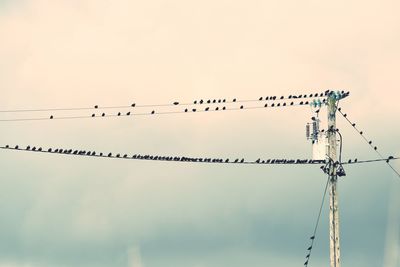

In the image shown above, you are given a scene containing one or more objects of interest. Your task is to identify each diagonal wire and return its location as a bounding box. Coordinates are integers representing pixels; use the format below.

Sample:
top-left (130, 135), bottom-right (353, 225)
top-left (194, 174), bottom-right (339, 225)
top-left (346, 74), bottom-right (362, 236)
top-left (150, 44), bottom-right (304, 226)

top-left (304, 175), bottom-right (330, 266)
top-left (337, 108), bottom-right (400, 179)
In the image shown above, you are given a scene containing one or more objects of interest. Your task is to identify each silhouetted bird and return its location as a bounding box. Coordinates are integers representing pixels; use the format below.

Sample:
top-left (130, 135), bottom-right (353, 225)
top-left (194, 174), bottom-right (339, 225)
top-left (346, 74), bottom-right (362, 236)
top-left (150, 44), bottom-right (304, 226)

top-left (207, 100), bottom-right (211, 104)
top-left (288, 95), bottom-right (292, 99)
top-left (283, 103), bottom-right (286, 106)
top-left (92, 114), bottom-right (95, 117)
top-left (271, 103), bottom-right (275, 107)
top-left (200, 100), bottom-right (204, 104)
top-left (310, 236), bottom-right (315, 240)
top-left (300, 101), bottom-right (304, 105)
top-left (123, 154), bottom-right (127, 158)
top-left (222, 106), bottom-right (226, 110)
top-left (91, 152), bottom-right (96, 156)
top-left (218, 99), bottom-right (221, 103)
top-left (151, 110), bottom-right (155, 114)
top-left (280, 96), bottom-right (284, 99)
top-left (307, 246), bottom-right (312, 250)
top-left (102, 113), bottom-right (105, 117)
top-left (213, 99), bottom-right (216, 103)
top-left (194, 100), bottom-right (197, 104)
top-left (127, 112), bottom-right (131, 116)
top-left (116, 154), bottom-right (120, 158)
top-left (259, 97), bottom-right (263, 101)
top-left (240, 158), bottom-right (244, 163)
top-left (233, 98), bottom-right (237, 102)
top-left (108, 153), bottom-right (112, 157)
top-left (234, 159), bottom-right (239, 163)
top-left (304, 260), bottom-right (308, 266)
top-left (360, 131), bottom-right (363, 135)
top-left (264, 103), bottom-right (268, 107)
top-left (352, 123), bottom-right (356, 127)
top-left (50, 115), bottom-right (53, 119)
top-left (192, 109), bottom-right (196, 112)
top-left (348, 159), bottom-right (352, 163)
top-left (131, 103), bottom-right (136, 107)
top-left (73, 150), bottom-right (78, 154)
top-left (205, 107), bottom-right (210, 111)
top-left (277, 103), bottom-right (281, 107)
top-left (266, 96), bottom-right (269, 100)
top-left (94, 105), bottom-right (98, 109)
top-left (374, 146), bottom-right (377, 150)
top-left (117, 112), bottom-right (121, 116)
top-left (343, 114), bottom-right (347, 117)
top-left (240, 105), bottom-right (243, 109)
top-left (48, 148), bottom-right (52, 152)
top-left (38, 147), bottom-right (42, 151)
top-left (32, 147), bottom-right (36, 151)
top-left (185, 109), bottom-right (188, 112)
top-left (99, 152), bottom-right (103, 156)
top-left (215, 107), bottom-right (219, 111)
top-left (354, 158), bottom-right (358, 163)
top-left (290, 102), bottom-right (294, 105)
top-left (173, 102), bottom-right (179, 105)
top-left (368, 141), bottom-right (372, 144)
top-left (15, 145), bottom-right (19, 149)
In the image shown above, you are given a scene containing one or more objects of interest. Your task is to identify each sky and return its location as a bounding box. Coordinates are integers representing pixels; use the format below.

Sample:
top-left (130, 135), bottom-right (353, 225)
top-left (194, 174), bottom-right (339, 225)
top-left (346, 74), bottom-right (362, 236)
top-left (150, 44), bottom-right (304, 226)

top-left (0, 0), bottom-right (400, 266)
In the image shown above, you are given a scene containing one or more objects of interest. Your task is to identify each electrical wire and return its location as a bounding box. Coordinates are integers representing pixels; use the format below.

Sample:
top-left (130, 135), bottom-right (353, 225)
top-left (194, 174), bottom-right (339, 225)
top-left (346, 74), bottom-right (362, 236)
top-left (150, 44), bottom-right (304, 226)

top-left (0, 91), bottom-right (333, 113)
top-left (0, 145), bottom-right (328, 165)
top-left (338, 108), bottom-right (400, 179)
top-left (303, 175), bottom-right (330, 267)
top-left (0, 100), bottom-right (322, 122)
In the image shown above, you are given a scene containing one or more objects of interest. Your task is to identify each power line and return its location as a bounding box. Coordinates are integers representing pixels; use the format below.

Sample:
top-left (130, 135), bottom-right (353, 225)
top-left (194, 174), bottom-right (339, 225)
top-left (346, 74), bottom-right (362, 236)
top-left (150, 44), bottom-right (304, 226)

top-left (0, 145), bottom-right (328, 165)
top-left (338, 108), bottom-right (400, 179)
top-left (303, 176), bottom-right (330, 267)
top-left (0, 90), bottom-right (336, 113)
top-left (0, 100), bottom-right (322, 122)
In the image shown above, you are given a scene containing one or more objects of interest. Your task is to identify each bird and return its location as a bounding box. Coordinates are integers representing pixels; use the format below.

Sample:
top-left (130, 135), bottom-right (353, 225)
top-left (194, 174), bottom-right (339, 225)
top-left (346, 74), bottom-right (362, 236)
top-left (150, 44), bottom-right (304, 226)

top-left (264, 103), bottom-right (268, 107)
top-left (218, 99), bottom-right (222, 103)
top-left (240, 158), bottom-right (244, 163)
top-left (92, 114), bottom-right (95, 117)
top-left (271, 103), bottom-right (275, 107)
top-left (222, 106), bottom-right (226, 110)
top-left (192, 108), bottom-right (196, 112)
top-left (280, 96), bottom-right (284, 99)
top-left (102, 113), bottom-right (105, 117)
top-left (338, 107), bottom-right (342, 111)
top-left (38, 147), bottom-right (42, 151)
top-left (151, 110), bottom-right (155, 114)
top-left (290, 102), bottom-right (294, 105)
top-left (32, 147), bottom-right (36, 151)
top-left (374, 146), bottom-right (377, 150)
top-left (223, 99), bottom-right (226, 103)
top-left (307, 246), bottom-right (312, 250)
top-left (15, 145), bottom-right (19, 149)
top-left (205, 107), bottom-right (210, 111)
top-left (343, 114), bottom-right (347, 117)
top-left (123, 154), bottom-right (127, 158)
top-left (283, 103), bottom-right (286, 106)
top-left (50, 115), bottom-right (53, 119)
top-left (288, 95), bottom-right (292, 99)
top-left (233, 98), bottom-right (237, 102)
top-left (91, 151), bottom-right (96, 156)
top-left (355, 158), bottom-right (358, 163)
top-left (234, 159), bottom-right (239, 163)
top-left (368, 141), bottom-right (372, 144)
top-left (348, 159), bottom-right (352, 163)
top-left (200, 100), bottom-right (204, 104)
top-left (116, 154), bottom-right (120, 158)
top-left (300, 101), bottom-right (304, 105)
top-left (108, 153), bottom-right (112, 157)
top-left (73, 150), bottom-right (78, 154)
top-left (352, 123), bottom-right (356, 127)
top-left (173, 102), bottom-right (179, 105)
top-left (194, 100), bottom-right (197, 104)
top-left (310, 236), bottom-right (315, 240)
top-left (360, 131), bottom-right (363, 135)
top-left (259, 97), bottom-right (263, 101)
top-left (240, 105), bottom-right (243, 109)
top-left (99, 152), bottom-right (103, 156)
top-left (94, 105), bottom-right (98, 109)
top-left (117, 112), bottom-right (121, 116)
top-left (185, 109), bottom-right (188, 112)
top-left (48, 148), bottom-right (52, 152)
top-left (207, 100), bottom-right (211, 104)
top-left (126, 112), bottom-right (131, 116)
top-left (131, 103), bottom-right (136, 107)
top-left (277, 103), bottom-right (281, 107)
top-left (304, 260), bottom-right (309, 266)
top-left (215, 107), bottom-right (219, 111)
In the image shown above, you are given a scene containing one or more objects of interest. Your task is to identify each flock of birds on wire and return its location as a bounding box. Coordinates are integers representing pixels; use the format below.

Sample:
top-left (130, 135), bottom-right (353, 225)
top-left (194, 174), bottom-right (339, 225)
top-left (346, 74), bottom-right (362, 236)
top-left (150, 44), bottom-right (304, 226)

top-left (0, 90), bottom-right (351, 122)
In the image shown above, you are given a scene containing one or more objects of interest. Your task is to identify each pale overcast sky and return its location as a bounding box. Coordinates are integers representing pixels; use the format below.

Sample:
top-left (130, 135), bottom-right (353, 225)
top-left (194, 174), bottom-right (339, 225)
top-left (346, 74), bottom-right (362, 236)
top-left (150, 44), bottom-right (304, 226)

top-left (1, 0), bottom-right (400, 266)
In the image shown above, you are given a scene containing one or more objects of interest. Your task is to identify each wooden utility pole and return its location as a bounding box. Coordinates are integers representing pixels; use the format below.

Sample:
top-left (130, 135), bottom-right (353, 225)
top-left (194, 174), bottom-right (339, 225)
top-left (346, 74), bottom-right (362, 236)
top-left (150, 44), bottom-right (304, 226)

top-left (327, 94), bottom-right (341, 267)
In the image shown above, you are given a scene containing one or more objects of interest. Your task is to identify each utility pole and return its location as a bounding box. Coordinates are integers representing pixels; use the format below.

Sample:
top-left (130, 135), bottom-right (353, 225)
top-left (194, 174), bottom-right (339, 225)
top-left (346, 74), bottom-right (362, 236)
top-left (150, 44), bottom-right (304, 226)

top-left (327, 93), bottom-right (341, 267)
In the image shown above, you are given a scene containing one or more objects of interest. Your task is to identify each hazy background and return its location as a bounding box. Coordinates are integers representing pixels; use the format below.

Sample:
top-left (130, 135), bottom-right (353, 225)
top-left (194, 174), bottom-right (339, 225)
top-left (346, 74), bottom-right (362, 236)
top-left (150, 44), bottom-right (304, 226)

top-left (1, 0), bottom-right (399, 266)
